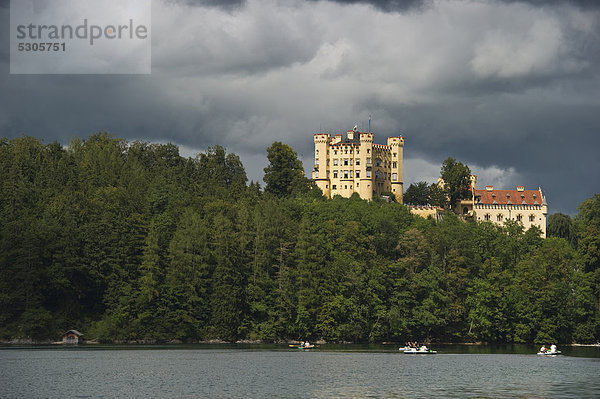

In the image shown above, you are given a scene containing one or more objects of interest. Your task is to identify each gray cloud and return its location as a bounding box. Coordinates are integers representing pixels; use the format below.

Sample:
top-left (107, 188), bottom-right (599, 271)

top-left (307, 0), bottom-right (430, 12)
top-left (1, 0), bottom-right (599, 214)
top-left (171, 0), bottom-right (246, 10)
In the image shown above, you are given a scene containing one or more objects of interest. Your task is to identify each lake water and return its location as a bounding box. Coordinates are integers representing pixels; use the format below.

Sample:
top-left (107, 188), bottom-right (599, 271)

top-left (1, 344), bottom-right (599, 398)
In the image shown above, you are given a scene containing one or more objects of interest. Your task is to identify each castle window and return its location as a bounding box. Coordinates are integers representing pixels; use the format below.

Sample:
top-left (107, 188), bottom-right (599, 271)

top-left (350, 159), bottom-right (353, 166)
top-left (333, 171), bottom-right (338, 178)
top-left (484, 214), bottom-right (490, 221)
top-left (316, 150), bottom-right (319, 155)
top-left (529, 214), bottom-right (535, 222)
top-left (345, 185), bottom-right (348, 189)
top-left (315, 171), bottom-right (319, 178)
top-left (356, 150), bottom-right (360, 154)
top-left (315, 159), bottom-right (319, 165)
top-left (392, 162), bottom-right (397, 168)
top-left (327, 159), bottom-right (330, 166)
top-left (367, 157), bottom-right (371, 164)
top-left (334, 159), bottom-right (338, 166)
top-left (497, 214), bottom-right (503, 222)
top-left (367, 149), bottom-right (370, 154)
top-left (356, 171), bottom-right (360, 178)
top-left (334, 150), bottom-right (337, 155)
top-left (355, 159), bottom-right (360, 165)
top-left (332, 185), bottom-right (337, 190)
top-left (350, 171), bottom-right (353, 178)
top-left (344, 171), bottom-right (348, 178)
top-left (392, 173), bottom-right (397, 181)
top-left (367, 170), bottom-right (371, 178)
top-left (393, 153), bottom-right (397, 158)
top-left (327, 171), bottom-right (330, 178)
top-left (516, 214), bottom-right (523, 222)
top-left (344, 159), bottom-right (348, 166)
top-left (375, 158), bottom-right (382, 167)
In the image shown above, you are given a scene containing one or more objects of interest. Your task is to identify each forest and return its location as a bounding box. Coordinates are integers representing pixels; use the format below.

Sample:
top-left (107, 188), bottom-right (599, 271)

top-left (1, 133), bottom-right (599, 344)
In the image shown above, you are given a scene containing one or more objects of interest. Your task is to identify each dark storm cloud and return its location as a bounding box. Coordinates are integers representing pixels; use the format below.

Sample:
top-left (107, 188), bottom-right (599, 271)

top-left (365, 98), bottom-right (600, 214)
top-left (307, 0), bottom-right (429, 12)
top-left (178, 0), bottom-right (429, 12)
top-left (171, 0), bottom-right (246, 9)
top-left (2, 0), bottom-right (598, 214)
top-left (498, 0), bottom-right (600, 9)
top-left (152, 0), bottom-right (324, 77)
top-left (310, 0), bottom-right (600, 12)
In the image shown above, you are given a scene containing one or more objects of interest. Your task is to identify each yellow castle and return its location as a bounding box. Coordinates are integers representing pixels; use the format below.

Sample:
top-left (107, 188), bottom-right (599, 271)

top-left (312, 126), bottom-right (404, 202)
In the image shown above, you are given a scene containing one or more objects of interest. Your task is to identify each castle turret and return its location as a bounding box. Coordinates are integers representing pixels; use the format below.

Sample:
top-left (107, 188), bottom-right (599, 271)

top-left (387, 136), bottom-right (404, 203)
top-left (313, 133), bottom-right (330, 197)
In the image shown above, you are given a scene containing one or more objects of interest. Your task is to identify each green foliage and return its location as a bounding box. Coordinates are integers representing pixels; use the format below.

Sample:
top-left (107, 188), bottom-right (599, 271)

top-left (403, 182), bottom-right (446, 207)
top-left (440, 157), bottom-right (471, 210)
top-left (548, 213), bottom-right (576, 247)
top-left (403, 182), bottom-right (429, 205)
top-left (263, 142), bottom-right (309, 197)
top-left (0, 135), bottom-right (598, 344)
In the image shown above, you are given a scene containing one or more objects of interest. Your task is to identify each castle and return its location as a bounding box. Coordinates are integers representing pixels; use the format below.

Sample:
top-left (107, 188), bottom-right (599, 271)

top-left (312, 126), bottom-right (404, 202)
top-left (464, 178), bottom-right (548, 237)
top-left (312, 126), bottom-right (548, 236)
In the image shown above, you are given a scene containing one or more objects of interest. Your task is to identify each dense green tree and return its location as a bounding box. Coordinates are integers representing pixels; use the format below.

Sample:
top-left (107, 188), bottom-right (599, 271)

top-left (263, 142), bottom-right (309, 197)
top-left (548, 213), bottom-right (576, 246)
top-left (440, 157), bottom-right (471, 211)
top-left (404, 182), bottom-right (430, 205)
top-left (403, 181), bottom-right (446, 208)
top-left (428, 183), bottom-right (447, 208)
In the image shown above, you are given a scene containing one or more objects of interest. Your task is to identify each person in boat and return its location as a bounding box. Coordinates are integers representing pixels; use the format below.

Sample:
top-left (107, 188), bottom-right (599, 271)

top-left (550, 344), bottom-right (557, 353)
top-left (304, 340), bottom-right (310, 347)
top-left (540, 345), bottom-right (547, 353)
top-left (420, 345), bottom-right (428, 352)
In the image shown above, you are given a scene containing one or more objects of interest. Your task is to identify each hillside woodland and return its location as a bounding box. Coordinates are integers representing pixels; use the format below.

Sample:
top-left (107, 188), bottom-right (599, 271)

top-left (1, 134), bottom-right (599, 344)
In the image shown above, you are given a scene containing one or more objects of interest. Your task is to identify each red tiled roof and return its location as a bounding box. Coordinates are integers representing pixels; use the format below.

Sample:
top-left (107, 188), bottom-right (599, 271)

top-left (474, 188), bottom-right (543, 206)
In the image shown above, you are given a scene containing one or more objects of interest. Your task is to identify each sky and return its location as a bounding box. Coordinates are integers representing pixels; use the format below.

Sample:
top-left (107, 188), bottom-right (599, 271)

top-left (1, 0), bottom-right (599, 215)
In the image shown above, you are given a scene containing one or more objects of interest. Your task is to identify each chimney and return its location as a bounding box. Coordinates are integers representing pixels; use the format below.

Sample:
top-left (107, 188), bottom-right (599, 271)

top-left (486, 185), bottom-right (493, 191)
top-left (517, 186), bottom-right (524, 192)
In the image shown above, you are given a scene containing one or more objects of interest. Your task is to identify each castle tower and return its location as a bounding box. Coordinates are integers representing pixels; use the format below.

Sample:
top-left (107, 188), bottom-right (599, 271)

top-left (313, 133), bottom-right (330, 197)
top-left (358, 131), bottom-right (374, 200)
top-left (387, 136), bottom-right (404, 203)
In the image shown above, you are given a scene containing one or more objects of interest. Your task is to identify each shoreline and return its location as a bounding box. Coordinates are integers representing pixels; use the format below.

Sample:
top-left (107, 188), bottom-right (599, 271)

top-left (1, 339), bottom-right (599, 347)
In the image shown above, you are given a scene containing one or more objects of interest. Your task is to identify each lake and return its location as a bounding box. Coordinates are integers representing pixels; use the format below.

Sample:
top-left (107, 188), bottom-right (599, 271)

top-left (1, 344), bottom-right (599, 398)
